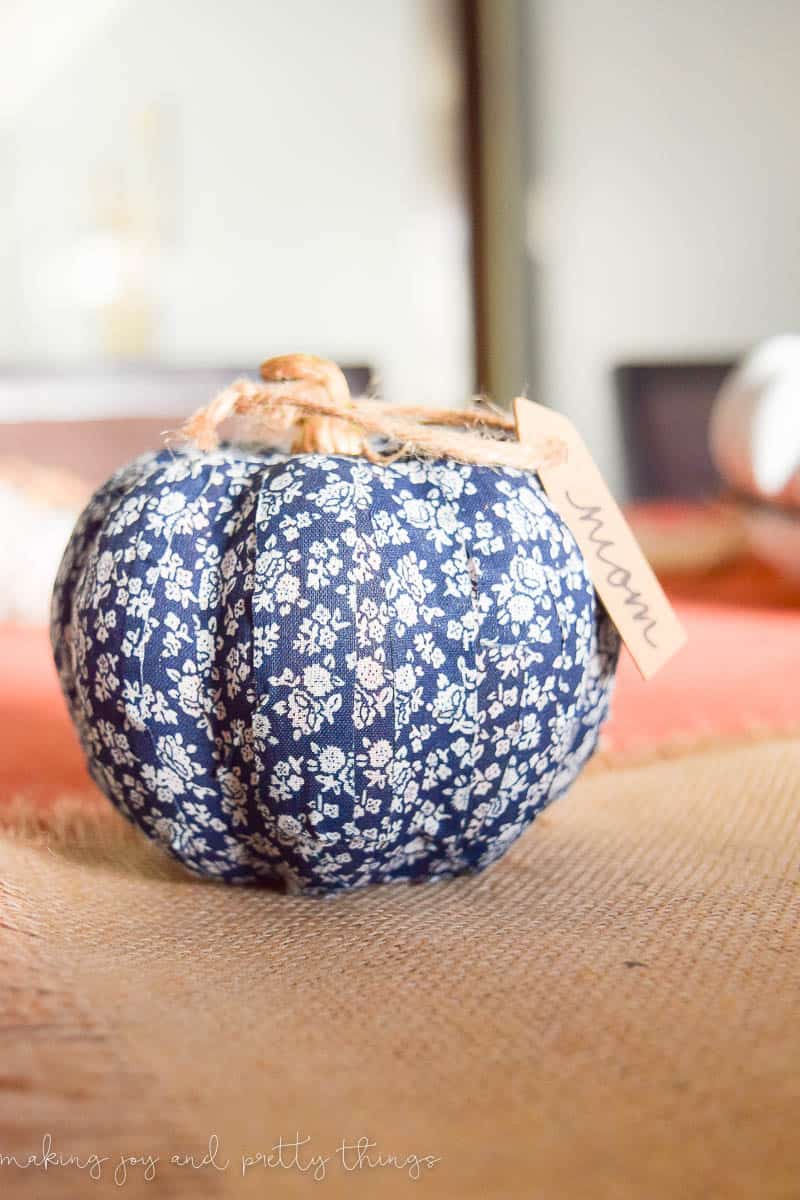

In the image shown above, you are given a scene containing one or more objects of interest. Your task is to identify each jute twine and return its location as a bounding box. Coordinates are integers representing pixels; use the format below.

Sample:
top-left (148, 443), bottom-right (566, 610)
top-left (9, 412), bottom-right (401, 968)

top-left (178, 353), bottom-right (567, 471)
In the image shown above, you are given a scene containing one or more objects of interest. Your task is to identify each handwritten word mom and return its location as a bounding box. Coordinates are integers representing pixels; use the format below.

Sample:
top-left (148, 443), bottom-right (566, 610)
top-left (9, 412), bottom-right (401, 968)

top-left (564, 491), bottom-right (658, 648)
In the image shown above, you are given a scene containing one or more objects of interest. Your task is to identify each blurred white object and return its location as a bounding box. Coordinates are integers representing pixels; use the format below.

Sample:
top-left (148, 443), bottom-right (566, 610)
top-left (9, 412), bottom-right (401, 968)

top-left (710, 336), bottom-right (800, 505)
top-left (0, 461), bottom-right (87, 625)
top-left (711, 336), bottom-right (800, 577)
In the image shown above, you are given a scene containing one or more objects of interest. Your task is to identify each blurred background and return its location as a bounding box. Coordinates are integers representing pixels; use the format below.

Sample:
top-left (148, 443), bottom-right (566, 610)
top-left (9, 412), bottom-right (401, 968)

top-left (3, 0), bottom-right (800, 620)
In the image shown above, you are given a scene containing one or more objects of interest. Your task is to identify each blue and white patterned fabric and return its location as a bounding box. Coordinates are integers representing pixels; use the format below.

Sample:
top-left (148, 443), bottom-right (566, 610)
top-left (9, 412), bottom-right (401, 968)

top-left (51, 446), bottom-right (619, 894)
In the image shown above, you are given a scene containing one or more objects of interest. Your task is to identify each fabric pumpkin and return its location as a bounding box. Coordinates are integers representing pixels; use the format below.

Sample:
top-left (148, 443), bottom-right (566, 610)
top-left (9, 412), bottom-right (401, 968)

top-left (52, 444), bottom-right (619, 894)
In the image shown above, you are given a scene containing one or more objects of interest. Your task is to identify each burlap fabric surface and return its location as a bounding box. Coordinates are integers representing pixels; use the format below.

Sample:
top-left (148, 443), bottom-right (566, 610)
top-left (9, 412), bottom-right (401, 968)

top-left (2, 734), bottom-right (799, 1199)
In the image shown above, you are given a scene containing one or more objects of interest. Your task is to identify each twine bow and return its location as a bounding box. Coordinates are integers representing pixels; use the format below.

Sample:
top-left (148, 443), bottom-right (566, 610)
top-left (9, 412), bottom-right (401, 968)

top-left (179, 354), bottom-right (567, 472)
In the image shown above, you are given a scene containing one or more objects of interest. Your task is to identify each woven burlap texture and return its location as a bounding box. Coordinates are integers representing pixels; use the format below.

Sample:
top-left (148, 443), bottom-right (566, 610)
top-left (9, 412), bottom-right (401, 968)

top-left (2, 736), bottom-right (800, 1199)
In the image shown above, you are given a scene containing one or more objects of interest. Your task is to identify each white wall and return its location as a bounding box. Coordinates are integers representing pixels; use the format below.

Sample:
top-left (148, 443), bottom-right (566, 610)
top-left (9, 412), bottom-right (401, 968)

top-left (1, 0), bottom-right (473, 417)
top-left (527, 0), bottom-right (800, 495)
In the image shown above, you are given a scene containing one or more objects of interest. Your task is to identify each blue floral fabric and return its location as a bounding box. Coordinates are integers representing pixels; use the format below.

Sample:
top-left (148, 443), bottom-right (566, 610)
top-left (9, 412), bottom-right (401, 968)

top-left (52, 446), bottom-right (619, 894)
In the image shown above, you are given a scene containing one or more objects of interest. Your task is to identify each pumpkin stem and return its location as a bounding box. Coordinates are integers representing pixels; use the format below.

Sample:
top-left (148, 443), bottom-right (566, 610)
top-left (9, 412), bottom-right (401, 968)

top-left (260, 354), bottom-right (365, 455)
top-left (259, 354), bottom-right (351, 406)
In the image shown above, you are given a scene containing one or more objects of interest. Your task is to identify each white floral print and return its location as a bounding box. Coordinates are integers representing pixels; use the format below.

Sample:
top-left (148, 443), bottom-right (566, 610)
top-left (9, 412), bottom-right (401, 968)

top-left (51, 445), bottom-right (618, 893)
